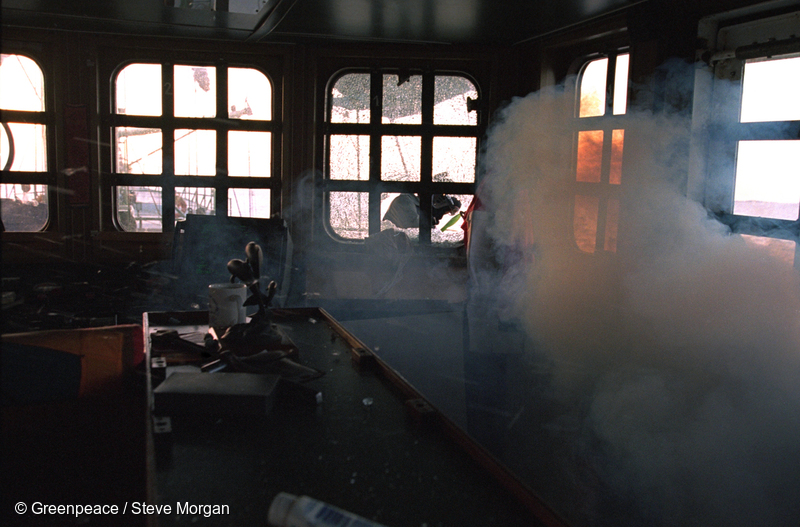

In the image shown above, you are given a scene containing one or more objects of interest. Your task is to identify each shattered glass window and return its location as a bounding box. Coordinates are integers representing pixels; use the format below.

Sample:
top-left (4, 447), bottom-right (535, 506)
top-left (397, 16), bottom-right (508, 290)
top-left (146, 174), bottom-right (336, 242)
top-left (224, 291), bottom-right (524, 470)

top-left (434, 76), bottom-right (478, 125)
top-left (433, 137), bottom-right (476, 183)
top-left (329, 191), bottom-right (369, 239)
top-left (383, 74), bottom-right (422, 124)
top-left (329, 135), bottom-right (369, 180)
top-left (331, 73), bottom-right (370, 123)
top-left (381, 136), bottom-right (421, 181)
top-left (326, 70), bottom-right (479, 245)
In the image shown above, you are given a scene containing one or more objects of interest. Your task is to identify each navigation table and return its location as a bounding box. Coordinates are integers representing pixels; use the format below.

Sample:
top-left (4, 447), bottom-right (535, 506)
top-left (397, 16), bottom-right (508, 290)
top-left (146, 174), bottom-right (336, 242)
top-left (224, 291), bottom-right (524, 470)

top-left (143, 308), bottom-right (559, 527)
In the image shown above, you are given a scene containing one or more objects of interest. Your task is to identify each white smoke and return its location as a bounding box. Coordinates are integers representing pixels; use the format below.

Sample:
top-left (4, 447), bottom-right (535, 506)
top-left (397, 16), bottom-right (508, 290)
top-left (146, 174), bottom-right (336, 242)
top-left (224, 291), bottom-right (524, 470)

top-left (478, 73), bottom-right (800, 526)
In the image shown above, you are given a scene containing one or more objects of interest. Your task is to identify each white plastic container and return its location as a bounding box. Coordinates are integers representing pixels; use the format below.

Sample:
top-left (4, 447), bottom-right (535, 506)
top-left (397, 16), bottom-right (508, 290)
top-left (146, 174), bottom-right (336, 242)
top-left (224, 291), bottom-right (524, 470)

top-left (268, 493), bottom-right (390, 527)
top-left (208, 282), bottom-right (247, 332)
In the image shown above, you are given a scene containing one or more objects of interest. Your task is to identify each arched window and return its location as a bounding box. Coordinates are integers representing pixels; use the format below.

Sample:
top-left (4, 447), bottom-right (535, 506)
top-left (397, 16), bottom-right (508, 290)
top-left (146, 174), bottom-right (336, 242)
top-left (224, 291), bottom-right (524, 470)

top-left (324, 70), bottom-right (479, 246)
top-left (112, 62), bottom-right (276, 232)
top-left (573, 53), bottom-right (629, 253)
top-left (0, 53), bottom-right (49, 231)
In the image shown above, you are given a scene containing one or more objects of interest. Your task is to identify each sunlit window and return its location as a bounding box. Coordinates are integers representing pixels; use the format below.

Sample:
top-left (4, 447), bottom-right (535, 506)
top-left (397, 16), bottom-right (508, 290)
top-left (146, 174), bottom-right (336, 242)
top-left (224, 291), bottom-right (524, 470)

top-left (174, 129), bottom-right (216, 176)
top-left (228, 67), bottom-right (271, 120)
top-left (0, 54), bottom-right (49, 231)
top-left (579, 54), bottom-right (628, 118)
top-left (174, 65), bottom-right (216, 118)
top-left (116, 127), bottom-right (162, 174)
top-left (722, 55), bottom-right (800, 267)
top-left (702, 7), bottom-right (800, 268)
top-left (325, 70), bottom-right (478, 246)
top-left (574, 53), bottom-right (628, 253)
top-left (733, 57), bottom-right (800, 221)
top-left (733, 140), bottom-right (800, 220)
top-left (116, 63), bottom-right (162, 116)
top-left (229, 188), bottom-right (270, 219)
top-left (739, 57), bottom-right (800, 123)
top-left (113, 63), bottom-right (275, 232)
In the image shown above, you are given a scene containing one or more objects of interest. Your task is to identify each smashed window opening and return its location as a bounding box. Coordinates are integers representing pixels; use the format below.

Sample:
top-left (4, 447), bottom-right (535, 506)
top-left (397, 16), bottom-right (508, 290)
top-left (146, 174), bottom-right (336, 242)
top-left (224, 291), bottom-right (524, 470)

top-left (326, 70), bottom-right (479, 247)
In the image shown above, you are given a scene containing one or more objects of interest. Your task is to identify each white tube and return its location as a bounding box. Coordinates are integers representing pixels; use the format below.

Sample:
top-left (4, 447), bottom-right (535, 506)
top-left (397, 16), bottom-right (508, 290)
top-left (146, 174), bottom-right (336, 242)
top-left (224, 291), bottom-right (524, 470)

top-left (268, 493), bottom-right (390, 527)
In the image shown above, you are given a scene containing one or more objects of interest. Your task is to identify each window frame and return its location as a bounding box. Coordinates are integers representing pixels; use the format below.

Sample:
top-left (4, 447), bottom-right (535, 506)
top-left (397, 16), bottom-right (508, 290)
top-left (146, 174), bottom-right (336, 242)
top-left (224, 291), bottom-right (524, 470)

top-left (0, 46), bottom-right (57, 232)
top-left (320, 64), bottom-right (483, 248)
top-left (98, 47), bottom-right (284, 234)
top-left (571, 49), bottom-right (630, 255)
top-left (693, 7), bottom-right (800, 255)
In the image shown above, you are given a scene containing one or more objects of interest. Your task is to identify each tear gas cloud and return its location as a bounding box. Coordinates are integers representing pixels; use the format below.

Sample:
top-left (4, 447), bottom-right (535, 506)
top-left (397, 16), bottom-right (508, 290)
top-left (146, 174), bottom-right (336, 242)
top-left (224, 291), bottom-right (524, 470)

top-left (477, 68), bottom-right (800, 526)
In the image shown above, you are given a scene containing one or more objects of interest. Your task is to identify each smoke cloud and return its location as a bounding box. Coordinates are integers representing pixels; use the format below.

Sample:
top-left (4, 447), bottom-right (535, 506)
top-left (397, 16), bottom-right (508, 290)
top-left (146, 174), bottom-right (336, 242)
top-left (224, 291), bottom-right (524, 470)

top-left (477, 70), bottom-right (800, 526)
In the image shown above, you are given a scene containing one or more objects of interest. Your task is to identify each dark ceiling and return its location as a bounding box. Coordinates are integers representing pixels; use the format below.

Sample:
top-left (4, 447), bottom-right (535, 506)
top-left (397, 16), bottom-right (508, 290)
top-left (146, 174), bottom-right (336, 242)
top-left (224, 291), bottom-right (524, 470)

top-left (1, 0), bottom-right (643, 45)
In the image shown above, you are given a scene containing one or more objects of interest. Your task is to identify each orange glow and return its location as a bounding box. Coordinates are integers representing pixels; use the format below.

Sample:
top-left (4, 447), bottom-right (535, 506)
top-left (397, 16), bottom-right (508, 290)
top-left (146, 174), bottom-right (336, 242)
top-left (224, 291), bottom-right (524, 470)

top-left (574, 194), bottom-right (599, 253)
top-left (610, 129), bottom-right (624, 184)
top-left (741, 234), bottom-right (796, 266)
top-left (576, 130), bottom-right (603, 183)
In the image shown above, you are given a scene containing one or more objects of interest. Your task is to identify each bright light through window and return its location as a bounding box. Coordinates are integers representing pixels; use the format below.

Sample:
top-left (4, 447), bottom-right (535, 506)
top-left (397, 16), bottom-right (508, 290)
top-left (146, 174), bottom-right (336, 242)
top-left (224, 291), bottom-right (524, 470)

top-left (228, 131), bottom-right (271, 177)
top-left (613, 54), bottom-right (629, 115)
top-left (174, 129), bottom-right (216, 176)
top-left (229, 188), bottom-right (271, 219)
top-left (381, 136), bottom-right (421, 181)
top-left (174, 65), bottom-right (215, 118)
top-left (1, 123), bottom-right (47, 172)
top-left (0, 54), bottom-right (48, 231)
top-left (116, 64), bottom-right (161, 116)
top-left (228, 68), bottom-right (271, 120)
top-left (579, 59), bottom-right (607, 118)
top-left (114, 63), bottom-right (274, 232)
top-left (116, 127), bottom-right (162, 174)
top-left (575, 54), bottom-right (628, 254)
top-left (740, 56), bottom-right (800, 123)
top-left (0, 55), bottom-right (44, 111)
top-left (734, 140), bottom-right (800, 220)
top-left (330, 191), bottom-right (368, 239)
top-left (329, 135), bottom-right (370, 180)
top-left (579, 54), bottom-right (629, 117)
top-left (733, 57), bottom-right (800, 221)
top-left (326, 71), bottom-right (478, 244)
